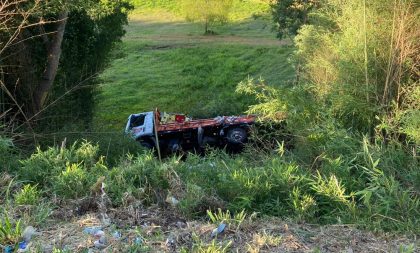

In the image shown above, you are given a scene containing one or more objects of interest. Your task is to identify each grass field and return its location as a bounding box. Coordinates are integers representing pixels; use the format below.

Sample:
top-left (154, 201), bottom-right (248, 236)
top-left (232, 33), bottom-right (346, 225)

top-left (94, 0), bottom-right (295, 130)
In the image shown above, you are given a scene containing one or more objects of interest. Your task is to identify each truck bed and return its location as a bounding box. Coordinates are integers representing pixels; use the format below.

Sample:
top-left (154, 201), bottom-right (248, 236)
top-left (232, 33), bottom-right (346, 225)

top-left (156, 115), bottom-right (256, 132)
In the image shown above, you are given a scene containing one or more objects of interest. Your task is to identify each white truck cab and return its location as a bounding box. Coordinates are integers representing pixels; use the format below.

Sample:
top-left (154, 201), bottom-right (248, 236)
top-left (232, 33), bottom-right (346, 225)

top-left (125, 112), bottom-right (154, 139)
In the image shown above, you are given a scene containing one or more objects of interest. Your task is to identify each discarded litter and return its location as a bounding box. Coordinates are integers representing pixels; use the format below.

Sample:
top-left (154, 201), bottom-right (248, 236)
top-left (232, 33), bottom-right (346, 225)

top-left (17, 241), bottom-right (30, 252)
top-left (4, 246), bottom-right (13, 253)
top-left (93, 230), bottom-right (107, 249)
top-left (94, 240), bottom-right (107, 249)
top-left (165, 234), bottom-right (176, 247)
top-left (18, 241), bottom-right (28, 249)
top-left (211, 223), bottom-right (226, 237)
top-left (134, 237), bottom-right (143, 245)
top-left (112, 231), bottom-right (122, 239)
top-left (22, 226), bottom-right (36, 242)
top-left (83, 226), bottom-right (103, 235)
top-left (166, 196), bottom-right (179, 206)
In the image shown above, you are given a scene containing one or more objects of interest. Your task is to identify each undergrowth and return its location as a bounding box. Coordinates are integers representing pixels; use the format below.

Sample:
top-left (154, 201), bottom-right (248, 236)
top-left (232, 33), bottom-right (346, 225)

top-left (0, 135), bottom-right (418, 234)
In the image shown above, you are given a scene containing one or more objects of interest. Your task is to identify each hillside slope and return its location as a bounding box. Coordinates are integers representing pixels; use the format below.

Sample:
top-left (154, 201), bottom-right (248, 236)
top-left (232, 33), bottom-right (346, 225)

top-left (94, 0), bottom-right (294, 130)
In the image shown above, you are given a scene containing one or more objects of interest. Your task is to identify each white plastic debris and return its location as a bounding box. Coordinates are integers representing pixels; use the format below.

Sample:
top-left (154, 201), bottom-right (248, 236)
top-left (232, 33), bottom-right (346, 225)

top-left (211, 223), bottom-right (226, 237)
top-left (165, 195), bottom-right (179, 206)
top-left (112, 231), bottom-right (122, 239)
top-left (93, 230), bottom-right (107, 249)
top-left (22, 226), bottom-right (36, 242)
top-left (83, 226), bottom-right (102, 235)
top-left (165, 233), bottom-right (176, 247)
top-left (134, 237), bottom-right (143, 245)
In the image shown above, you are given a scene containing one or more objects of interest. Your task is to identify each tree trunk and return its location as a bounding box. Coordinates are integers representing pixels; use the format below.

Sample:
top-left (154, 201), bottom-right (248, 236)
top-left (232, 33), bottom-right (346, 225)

top-left (33, 10), bottom-right (68, 114)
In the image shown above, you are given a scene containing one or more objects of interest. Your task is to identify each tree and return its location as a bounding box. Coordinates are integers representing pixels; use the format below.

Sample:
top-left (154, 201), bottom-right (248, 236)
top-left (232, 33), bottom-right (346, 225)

top-left (183, 0), bottom-right (234, 34)
top-left (1, 0), bottom-right (132, 127)
top-left (271, 0), bottom-right (319, 39)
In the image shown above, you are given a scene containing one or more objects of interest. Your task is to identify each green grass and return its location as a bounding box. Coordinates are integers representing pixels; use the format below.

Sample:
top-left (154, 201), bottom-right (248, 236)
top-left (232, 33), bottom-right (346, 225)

top-left (131, 0), bottom-right (271, 21)
top-left (94, 0), bottom-right (294, 130)
top-left (95, 43), bottom-right (294, 129)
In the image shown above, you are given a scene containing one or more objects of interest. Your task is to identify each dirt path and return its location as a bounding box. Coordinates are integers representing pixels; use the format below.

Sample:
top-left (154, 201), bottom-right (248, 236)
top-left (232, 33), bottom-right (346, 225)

top-left (126, 34), bottom-right (291, 46)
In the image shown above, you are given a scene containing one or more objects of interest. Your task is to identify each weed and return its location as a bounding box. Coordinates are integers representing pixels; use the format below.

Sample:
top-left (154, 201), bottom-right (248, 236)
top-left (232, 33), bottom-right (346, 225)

top-left (207, 208), bottom-right (246, 230)
top-left (290, 187), bottom-right (317, 222)
top-left (192, 234), bottom-right (232, 253)
top-left (247, 231), bottom-right (282, 252)
top-left (0, 214), bottom-right (22, 247)
top-left (399, 244), bottom-right (415, 253)
top-left (14, 184), bottom-right (41, 205)
top-left (53, 163), bottom-right (91, 199)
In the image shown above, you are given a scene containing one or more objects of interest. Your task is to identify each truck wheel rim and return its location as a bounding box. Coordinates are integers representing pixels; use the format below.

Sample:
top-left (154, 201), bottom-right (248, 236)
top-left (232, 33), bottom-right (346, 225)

top-left (231, 130), bottom-right (244, 142)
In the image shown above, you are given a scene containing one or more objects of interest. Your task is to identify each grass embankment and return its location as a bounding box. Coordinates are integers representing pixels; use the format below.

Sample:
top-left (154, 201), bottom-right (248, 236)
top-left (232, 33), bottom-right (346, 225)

top-left (94, 0), bottom-right (294, 130)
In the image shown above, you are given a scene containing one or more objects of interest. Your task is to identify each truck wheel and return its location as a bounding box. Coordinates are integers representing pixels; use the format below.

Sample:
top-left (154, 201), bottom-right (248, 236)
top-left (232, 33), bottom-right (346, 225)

top-left (138, 138), bottom-right (155, 150)
top-left (139, 140), bottom-right (155, 149)
top-left (226, 127), bottom-right (247, 144)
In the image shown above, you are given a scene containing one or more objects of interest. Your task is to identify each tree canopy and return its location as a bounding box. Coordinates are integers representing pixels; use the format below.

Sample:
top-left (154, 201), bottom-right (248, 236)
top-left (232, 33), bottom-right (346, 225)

top-left (271, 0), bottom-right (319, 39)
top-left (183, 0), bottom-right (234, 34)
top-left (0, 0), bottom-right (132, 127)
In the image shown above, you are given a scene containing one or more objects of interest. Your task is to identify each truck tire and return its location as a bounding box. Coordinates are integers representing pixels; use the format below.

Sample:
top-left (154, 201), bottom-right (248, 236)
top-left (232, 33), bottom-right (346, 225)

top-left (139, 139), bottom-right (155, 149)
top-left (226, 127), bottom-right (247, 144)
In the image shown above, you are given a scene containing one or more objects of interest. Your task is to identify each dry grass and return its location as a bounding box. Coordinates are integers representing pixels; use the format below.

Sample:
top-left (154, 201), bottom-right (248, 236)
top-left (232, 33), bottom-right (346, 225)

top-left (30, 205), bottom-right (418, 252)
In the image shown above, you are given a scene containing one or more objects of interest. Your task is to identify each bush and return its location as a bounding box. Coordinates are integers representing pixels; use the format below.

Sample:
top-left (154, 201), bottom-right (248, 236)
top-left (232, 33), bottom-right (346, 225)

top-left (106, 152), bottom-right (169, 205)
top-left (0, 214), bottom-right (22, 247)
top-left (14, 184), bottom-right (41, 205)
top-left (53, 163), bottom-right (92, 199)
top-left (19, 141), bottom-right (108, 199)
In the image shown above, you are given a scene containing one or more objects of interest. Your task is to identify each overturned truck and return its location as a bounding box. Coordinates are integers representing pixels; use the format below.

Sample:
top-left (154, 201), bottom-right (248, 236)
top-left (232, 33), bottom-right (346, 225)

top-left (125, 109), bottom-right (255, 153)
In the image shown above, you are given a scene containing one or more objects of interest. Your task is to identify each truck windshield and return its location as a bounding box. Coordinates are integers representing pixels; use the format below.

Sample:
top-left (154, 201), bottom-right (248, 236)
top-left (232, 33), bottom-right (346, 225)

top-left (131, 114), bottom-right (146, 127)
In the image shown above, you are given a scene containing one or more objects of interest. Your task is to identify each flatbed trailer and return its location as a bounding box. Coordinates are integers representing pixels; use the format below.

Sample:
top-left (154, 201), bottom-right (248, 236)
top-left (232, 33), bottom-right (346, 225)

top-left (125, 109), bottom-right (256, 153)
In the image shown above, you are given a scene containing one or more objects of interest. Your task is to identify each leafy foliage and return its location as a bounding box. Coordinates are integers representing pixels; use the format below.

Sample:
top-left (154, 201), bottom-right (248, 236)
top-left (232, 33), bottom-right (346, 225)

top-left (14, 184), bottom-right (41, 205)
top-left (271, 0), bottom-right (319, 39)
top-left (19, 141), bottom-right (107, 199)
top-left (0, 214), bottom-right (22, 247)
top-left (183, 0), bottom-right (234, 33)
top-left (1, 0), bottom-right (133, 129)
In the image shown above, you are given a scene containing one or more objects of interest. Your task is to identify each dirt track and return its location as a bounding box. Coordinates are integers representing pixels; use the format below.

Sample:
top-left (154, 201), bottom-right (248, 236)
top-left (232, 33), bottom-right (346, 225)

top-left (126, 34), bottom-right (291, 46)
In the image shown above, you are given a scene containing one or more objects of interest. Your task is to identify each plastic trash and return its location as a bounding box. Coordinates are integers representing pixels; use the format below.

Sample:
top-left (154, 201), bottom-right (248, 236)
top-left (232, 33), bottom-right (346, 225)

top-left (94, 240), bottom-right (107, 249)
top-left (112, 231), bottom-right (122, 239)
top-left (93, 230), bottom-right (107, 249)
top-left (4, 246), bottom-right (13, 253)
top-left (93, 230), bottom-right (106, 240)
top-left (134, 237), bottom-right (143, 245)
top-left (17, 241), bottom-right (30, 252)
top-left (165, 196), bottom-right (179, 206)
top-left (18, 241), bottom-right (28, 249)
top-left (165, 233), bottom-right (176, 247)
top-left (22, 226), bottom-right (36, 242)
top-left (211, 223), bottom-right (226, 237)
top-left (83, 226), bottom-right (102, 235)
top-left (176, 221), bottom-right (186, 228)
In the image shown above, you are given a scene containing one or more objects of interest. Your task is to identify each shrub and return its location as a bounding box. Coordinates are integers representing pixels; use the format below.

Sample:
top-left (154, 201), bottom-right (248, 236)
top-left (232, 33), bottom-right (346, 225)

top-left (0, 214), bottom-right (22, 247)
top-left (106, 152), bottom-right (170, 205)
top-left (19, 141), bottom-right (106, 187)
top-left (289, 187), bottom-right (317, 222)
top-left (53, 163), bottom-right (92, 199)
top-left (14, 184), bottom-right (41, 205)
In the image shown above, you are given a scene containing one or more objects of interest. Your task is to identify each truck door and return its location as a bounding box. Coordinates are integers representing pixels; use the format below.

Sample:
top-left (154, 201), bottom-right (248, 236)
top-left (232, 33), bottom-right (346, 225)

top-left (126, 112), bottom-right (154, 139)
